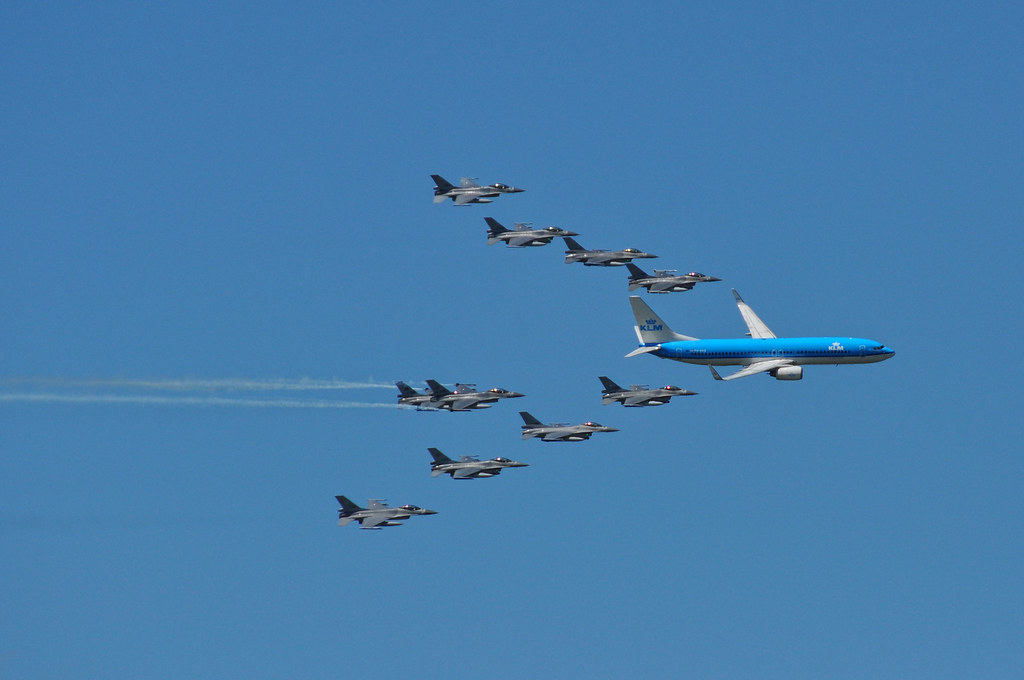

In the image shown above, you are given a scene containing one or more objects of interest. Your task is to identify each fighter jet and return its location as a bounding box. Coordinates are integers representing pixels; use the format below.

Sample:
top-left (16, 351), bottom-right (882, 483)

top-left (432, 174), bottom-right (524, 205)
top-left (598, 375), bottom-right (697, 407)
top-left (626, 263), bottom-right (721, 293)
top-left (428, 447), bottom-right (528, 479)
top-left (423, 380), bottom-right (525, 411)
top-left (563, 237), bottom-right (657, 266)
top-left (395, 380), bottom-right (435, 409)
top-left (519, 411), bottom-right (619, 442)
top-left (485, 217), bottom-right (578, 247)
top-left (335, 495), bottom-right (437, 529)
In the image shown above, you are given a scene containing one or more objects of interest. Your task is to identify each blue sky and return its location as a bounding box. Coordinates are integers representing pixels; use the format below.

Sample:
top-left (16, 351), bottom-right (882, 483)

top-left (2, 2), bottom-right (1023, 678)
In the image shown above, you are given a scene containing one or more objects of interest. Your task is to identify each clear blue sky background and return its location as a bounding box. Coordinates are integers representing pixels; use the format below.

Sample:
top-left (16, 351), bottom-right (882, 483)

top-left (3, 3), bottom-right (1023, 678)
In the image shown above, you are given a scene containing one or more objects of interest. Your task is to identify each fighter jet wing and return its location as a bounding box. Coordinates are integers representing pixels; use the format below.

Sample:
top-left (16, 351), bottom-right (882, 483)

top-left (447, 397), bottom-right (482, 411)
top-left (623, 394), bottom-right (653, 406)
top-left (459, 178), bottom-right (480, 187)
top-left (454, 193), bottom-right (477, 205)
top-left (709, 359), bottom-right (794, 381)
top-left (732, 289), bottom-right (776, 339)
top-left (652, 281), bottom-right (693, 293)
top-left (362, 515), bottom-right (391, 528)
top-left (509, 235), bottom-right (542, 246)
top-left (452, 468), bottom-right (479, 479)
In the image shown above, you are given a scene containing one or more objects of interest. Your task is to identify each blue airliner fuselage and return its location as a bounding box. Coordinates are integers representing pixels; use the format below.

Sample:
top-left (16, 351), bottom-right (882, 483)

top-left (651, 337), bottom-right (895, 366)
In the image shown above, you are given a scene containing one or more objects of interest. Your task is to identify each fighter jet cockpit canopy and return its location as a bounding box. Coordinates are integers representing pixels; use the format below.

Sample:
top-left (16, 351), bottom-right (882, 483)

top-left (583, 421), bottom-right (604, 427)
top-left (622, 248), bottom-right (642, 254)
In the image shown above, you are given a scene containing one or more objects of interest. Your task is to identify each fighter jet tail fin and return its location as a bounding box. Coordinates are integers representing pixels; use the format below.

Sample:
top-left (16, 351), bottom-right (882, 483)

top-left (519, 411), bottom-right (544, 427)
top-left (562, 236), bottom-right (586, 252)
top-left (629, 296), bottom-right (698, 343)
top-left (431, 174), bottom-right (455, 192)
top-left (335, 495), bottom-right (363, 513)
top-left (485, 217), bottom-right (510, 244)
top-left (395, 381), bottom-right (419, 397)
top-left (625, 262), bottom-right (649, 280)
top-left (428, 447), bottom-right (453, 464)
top-left (424, 379), bottom-right (451, 397)
top-left (598, 376), bottom-right (624, 393)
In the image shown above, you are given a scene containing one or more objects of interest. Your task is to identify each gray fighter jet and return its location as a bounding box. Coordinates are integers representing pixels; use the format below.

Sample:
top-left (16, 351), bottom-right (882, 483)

top-left (432, 174), bottom-right (524, 205)
top-left (626, 263), bottom-right (721, 293)
top-left (423, 380), bottom-right (525, 411)
top-left (395, 380), bottom-right (434, 409)
top-left (598, 376), bottom-right (697, 407)
top-left (563, 237), bottom-right (657, 266)
top-left (335, 495), bottom-right (437, 529)
top-left (485, 217), bottom-right (578, 247)
top-left (428, 447), bottom-right (529, 479)
top-left (519, 411), bottom-right (619, 442)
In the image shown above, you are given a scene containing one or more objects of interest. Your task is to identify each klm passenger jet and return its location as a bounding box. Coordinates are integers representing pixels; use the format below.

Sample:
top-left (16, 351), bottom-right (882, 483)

top-left (627, 290), bottom-right (895, 381)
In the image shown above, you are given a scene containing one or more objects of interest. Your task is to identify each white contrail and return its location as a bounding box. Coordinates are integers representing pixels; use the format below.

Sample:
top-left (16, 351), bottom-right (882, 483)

top-left (0, 393), bottom-right (398, 409)
top-left (0, 377), bottom-right (395, 391)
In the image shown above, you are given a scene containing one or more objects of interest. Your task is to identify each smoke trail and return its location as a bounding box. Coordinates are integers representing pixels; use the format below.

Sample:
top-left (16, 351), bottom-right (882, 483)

top-left (0, 393), bottom-right (398, 409)
top-left (0, 377), bottom-right (394, 391)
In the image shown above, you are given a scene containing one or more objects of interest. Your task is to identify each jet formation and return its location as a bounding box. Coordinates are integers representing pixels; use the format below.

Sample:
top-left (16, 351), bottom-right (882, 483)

top-left (339, 175), bottom-right (898, 530)
top-left (519, 411), bottom-right (619, 442)
top-left (626, 263), bottom-right (721, 293)
top-left (335, 496), bottom-right (437, 529)
top-left (598, 376), bottom-right (697, 407)
top-left (428, 447), bottom-right (528, 479)
top-left (432, 175), bottom-right (524, 205)
top-left (485, 217), bottom-right (578, 247)
top-left (395, 380), bottom-right (524, 411)
top-left (563, 237), bottom-right (657, 266)
top-left (627, 289), bottom-right (895, 381)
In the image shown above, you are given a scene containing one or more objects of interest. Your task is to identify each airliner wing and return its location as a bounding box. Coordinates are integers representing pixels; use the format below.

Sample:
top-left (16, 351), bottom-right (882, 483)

top-left (710, 359), bottom-right (793, 381)
top-left (732, 289), bottom-right (776, 339)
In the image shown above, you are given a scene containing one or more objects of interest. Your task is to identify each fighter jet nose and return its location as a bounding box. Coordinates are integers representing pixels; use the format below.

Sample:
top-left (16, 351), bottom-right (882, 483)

top-left (422, 509), bottom-right (438, 515)
top-left (508, 392), bottom-right (525, 398)
top-left (708, 276), bottom-right (722, 282)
